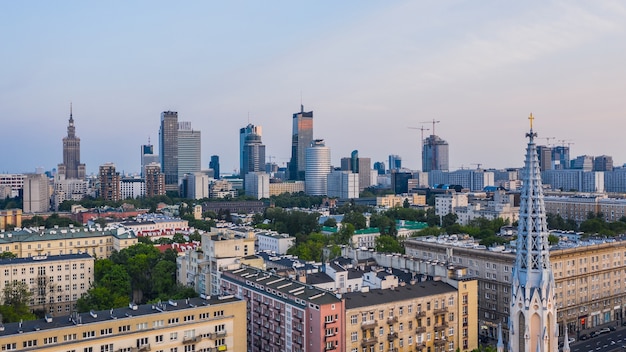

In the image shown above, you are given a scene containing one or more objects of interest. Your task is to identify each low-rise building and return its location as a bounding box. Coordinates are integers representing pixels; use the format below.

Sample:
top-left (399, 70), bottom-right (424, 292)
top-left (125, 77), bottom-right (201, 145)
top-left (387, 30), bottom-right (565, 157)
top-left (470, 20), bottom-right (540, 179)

top-left (269, 180), bottom-right (305, 196)
top-left (0, 296), bottom-right (246, 352)
top-left (0, 209), bottom-right (22, 229)
top-left (255, 231), bottom-right (296, 254)
top-left (0, 253), bottom-right (93, 316)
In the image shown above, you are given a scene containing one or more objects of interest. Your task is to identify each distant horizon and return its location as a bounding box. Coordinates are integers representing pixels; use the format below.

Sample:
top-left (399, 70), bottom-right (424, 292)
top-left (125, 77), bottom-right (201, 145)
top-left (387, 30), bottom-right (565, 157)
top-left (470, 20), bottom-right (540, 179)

top-left (3, 2), bottom-right (626, 174)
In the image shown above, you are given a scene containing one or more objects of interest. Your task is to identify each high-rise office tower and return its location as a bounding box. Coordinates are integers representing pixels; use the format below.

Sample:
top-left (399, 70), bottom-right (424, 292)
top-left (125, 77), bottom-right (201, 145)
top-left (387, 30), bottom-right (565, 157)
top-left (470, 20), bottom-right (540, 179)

top-left (178, 121), bottom-right (201, 180)
top-left (551, 146), bottom-right (569, 170)
top-left (593, 155), bottom-right (613, 172)
top-left (99, 163), bottom-right (121, 202)
top-left (209, 155), bottom-right (220, 179)
top-left (388, 155), bottom-right (402, 173)
top-left (373, 162), bottom-right (386, 175)
top-left (23, 174), bottom-right (50, 213)
top-left (289, 105), bottom-right (313, 181)
top-left (536, 145), bottom-right (552, 171)
top-left (159, 111), bottom-right (179, 192)
top-left (239, 124), bottom-right (262, 176)
top-left (141, 141), bottom-right (159, 177)
top-left (305, 139), bottom-right (330, 195)
top-left (145, 162), bottom-right (165, 198)
top-left (242, 132), bottom-right (266, 178)
top-left (58, 104), bottom-right (86, 180)
top-left (570, 155), bottom-right (593, 171)
top-left (509, 115), bottom-right (557, 352)
top-left (422, 135), bottom-right (449, 172)
top-left (340, 150), bottom-right (371, 191)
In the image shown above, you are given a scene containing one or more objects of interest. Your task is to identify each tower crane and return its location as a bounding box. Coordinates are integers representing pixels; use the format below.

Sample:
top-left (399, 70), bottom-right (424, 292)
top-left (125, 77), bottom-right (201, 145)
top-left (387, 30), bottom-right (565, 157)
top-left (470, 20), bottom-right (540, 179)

top-left (471, 163), bottom-right (482, 170)
top-left (407, 126), bottom-right (429, 145)
top-left (420, 119), bottom-right (441, 136)
top-left (540, 137), bottom-right (555, 146)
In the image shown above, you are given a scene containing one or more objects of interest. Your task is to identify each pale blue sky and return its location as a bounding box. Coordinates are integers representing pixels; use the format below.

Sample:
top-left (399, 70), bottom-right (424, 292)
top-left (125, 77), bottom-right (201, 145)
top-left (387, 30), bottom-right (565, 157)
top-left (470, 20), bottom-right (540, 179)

top-left (2, 1), bottom-right (626, 175)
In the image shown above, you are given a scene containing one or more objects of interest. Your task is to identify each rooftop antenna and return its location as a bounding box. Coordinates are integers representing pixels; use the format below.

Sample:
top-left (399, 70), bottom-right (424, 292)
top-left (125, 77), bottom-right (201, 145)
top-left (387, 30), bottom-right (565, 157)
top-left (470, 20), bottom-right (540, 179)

top-left (300, 90), bottom-right (303, 113)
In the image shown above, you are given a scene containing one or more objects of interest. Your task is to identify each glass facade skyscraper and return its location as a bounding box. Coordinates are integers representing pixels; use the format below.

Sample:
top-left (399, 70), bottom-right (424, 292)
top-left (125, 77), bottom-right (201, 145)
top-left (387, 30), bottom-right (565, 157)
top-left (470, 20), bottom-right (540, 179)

top-left (159, 111), bottom-right (178, 192)
top-left (289, 105), bottom-right (313, 181)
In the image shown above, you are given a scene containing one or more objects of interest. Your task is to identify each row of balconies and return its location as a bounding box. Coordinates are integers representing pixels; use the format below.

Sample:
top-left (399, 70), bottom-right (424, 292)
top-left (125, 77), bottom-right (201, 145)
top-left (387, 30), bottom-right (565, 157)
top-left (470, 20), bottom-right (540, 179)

top-left (361, 337), bottom-right (378, 347)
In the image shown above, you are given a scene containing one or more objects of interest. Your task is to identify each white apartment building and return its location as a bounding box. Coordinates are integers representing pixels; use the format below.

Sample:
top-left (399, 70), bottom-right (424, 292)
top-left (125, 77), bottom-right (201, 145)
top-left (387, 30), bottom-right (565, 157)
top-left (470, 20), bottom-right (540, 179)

top-left (23, 173), bottom-right (50, 213)
top-left (255, 231), bottom-right (295, 254)
top-left (435, 192), bottom-right (469, 217)
top-left (327, 170), bottom-right (359, 199)
top-left (120, 177), bottom-right (145, 199)
top-left (244, 172), bottom-right (270, 200)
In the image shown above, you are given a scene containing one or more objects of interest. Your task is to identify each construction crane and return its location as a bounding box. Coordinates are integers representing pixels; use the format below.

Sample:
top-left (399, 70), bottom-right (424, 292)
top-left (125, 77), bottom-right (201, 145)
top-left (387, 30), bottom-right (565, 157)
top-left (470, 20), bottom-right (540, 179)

top-left (420, 119), bottom-right (441, 136)
top-left (407, 126), bottom-right (429, 145)
top-left (558, 139), bottom-right (575, 148)
top-left (540, 136), bottom-right (555, 146)
top-left (471, 163), bottom-right (482, 170)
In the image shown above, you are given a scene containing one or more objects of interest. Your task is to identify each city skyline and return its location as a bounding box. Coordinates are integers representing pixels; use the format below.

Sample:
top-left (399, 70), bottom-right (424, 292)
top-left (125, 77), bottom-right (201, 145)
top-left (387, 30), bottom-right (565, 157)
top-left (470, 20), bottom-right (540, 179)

top-left (2, 2), bottom-right (626, 174)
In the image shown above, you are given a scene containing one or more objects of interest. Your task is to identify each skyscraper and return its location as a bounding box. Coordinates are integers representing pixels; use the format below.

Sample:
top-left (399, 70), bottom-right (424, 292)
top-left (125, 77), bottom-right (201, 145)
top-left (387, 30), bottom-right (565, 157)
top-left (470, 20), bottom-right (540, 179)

top-left (373, 161), bottom-right (386, 175)
top-left (422, 134), bottom-right (449, 172)
top-left (23, 174), bottom-right (50, 213)
top-left (178, 121), bottom-right (201, 180)
top-left (159, 111), bottom-right (178, 192)
top-left (536, 145), bottom-right (552, 171)
top-left (388, 155), bottom-right (402, 173)
top-left (239, 124), bottom-right (262, 176)
top-left (509, 115), bottom-right (557, 352)
top-left (141, 141), bottom-right (159, 177)
top-left (305, 139), bottom-right (330, 195)
top-left (209, 155), bottom-right (220, 179)
top-left (551, 146), bottom-right (569, 170)
top-left (340, 150), bottom-right (371, 191)
top-left (289, 105), bottom-right (313, 181)
top-left (99, 163), bottom-right (121, 202)
top-left (242, 132), bottom-right (266, 178)
top-left (58, 104), bottom-right (86, 180)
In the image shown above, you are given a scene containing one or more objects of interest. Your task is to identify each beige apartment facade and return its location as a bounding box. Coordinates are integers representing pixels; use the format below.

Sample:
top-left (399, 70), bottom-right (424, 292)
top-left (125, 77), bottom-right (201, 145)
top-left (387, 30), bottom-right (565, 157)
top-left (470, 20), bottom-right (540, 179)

top-left (0, 227), bottom-right (137, 258)
top-left (0, 253), bottom-right (94, 316)
top-left (0, 296), bottom-right (246, 352)
top-left (344, 279), bottom-right (478, 352)
top-left (405, 237), bottom-right (626, 343)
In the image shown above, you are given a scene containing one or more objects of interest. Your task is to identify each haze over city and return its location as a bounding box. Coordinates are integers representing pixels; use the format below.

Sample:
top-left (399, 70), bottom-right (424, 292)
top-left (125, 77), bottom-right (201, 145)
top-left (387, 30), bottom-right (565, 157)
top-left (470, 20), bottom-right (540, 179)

top-left (2, 1), bottom-right (626, 174)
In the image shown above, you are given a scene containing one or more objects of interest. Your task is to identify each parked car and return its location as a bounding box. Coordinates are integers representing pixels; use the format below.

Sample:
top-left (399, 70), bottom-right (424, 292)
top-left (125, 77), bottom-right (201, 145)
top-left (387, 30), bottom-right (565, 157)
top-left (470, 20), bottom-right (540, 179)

top-left (568, 337), bottom-right (576, 343)
top-left (599, 327), bottom-right (612, 334)
top-left (580, 334), bottom-right (589, 340)
top-left (610, 326), bottom-right (617, 331)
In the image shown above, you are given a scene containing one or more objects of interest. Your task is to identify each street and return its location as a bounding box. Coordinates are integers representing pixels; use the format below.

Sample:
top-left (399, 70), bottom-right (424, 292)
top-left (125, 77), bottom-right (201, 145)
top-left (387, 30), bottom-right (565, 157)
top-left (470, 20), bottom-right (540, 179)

top-left (571, 330), bottom-right (626, 352)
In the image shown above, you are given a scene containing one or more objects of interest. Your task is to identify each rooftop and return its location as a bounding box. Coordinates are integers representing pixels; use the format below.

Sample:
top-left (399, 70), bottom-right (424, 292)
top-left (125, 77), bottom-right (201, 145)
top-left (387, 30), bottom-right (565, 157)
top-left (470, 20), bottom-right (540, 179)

top-left (344, 281), bottom-right (456, 309)
top-left (0, 253), bottom-right (93, 266)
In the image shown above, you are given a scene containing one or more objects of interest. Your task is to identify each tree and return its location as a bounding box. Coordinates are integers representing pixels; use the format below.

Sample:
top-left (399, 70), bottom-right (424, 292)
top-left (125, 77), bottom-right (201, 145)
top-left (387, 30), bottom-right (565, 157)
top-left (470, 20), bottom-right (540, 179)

top-left (0, 252), bottom-right (17, 259)
top-left (342, 211), bottom-right (367, 230)
top-left (323, 217), bottom-right (337, 228)
top-left (0, 281), bottom-right (35, 322)
top-left (441, 213), bottom-right (458, 228)
top-left (375, 235), bottom-right (404, 254)
top-left (548, 234), bottom-right (559, 245)
top-left (402, 198), bottom-right (410, 208)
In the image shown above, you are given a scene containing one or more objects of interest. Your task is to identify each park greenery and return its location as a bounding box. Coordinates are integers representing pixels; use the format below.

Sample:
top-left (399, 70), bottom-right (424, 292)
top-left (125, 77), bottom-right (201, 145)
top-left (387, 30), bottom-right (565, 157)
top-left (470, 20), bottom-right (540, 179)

top-left (76, 243), bottom-right (196, 312)
top-left (0, 281), bottom-right (36, 323)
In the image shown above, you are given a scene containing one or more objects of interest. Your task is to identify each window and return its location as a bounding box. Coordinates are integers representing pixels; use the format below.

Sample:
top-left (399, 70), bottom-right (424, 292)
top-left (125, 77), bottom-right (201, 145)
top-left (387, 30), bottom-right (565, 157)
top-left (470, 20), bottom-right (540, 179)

top-left (351, 314), bottom-right (358, 324)
top-left (83, 331), bottom-right (96, 338)
top-left (156, 335), bottom-right (164, 343)
top-left (64, 334), bottom-right (77, 341)
top-left (213, 310), bottom-right (224, 317)
top-left (351, 331), bottom-right (358, 342)
top-left (170, 332), bottom-right (178, 341)
top-left (137, 337), bottom-right (149, 347)
top-left (100, 344), bottom-right (113, 352)
top-left (1, 343), bottom-right (16, 351)
top-left (119, 325), bottom-right (131, 332)
top-left (44, 337), bottom-right (58, 344)
top-left (168, 317), bottom-right (179, 324)
top-left (101, 328), bottom-right (112, 336)
top-left (184, 346), bottom-right (195, 352)
top-left (23, 340), bottom-right (38, 348)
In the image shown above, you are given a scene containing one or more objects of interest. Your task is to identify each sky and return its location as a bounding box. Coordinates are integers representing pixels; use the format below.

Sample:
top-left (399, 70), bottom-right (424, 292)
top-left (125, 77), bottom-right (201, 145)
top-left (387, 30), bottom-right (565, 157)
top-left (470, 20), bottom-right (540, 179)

top-left (2, 1), bottom-right (626, 175)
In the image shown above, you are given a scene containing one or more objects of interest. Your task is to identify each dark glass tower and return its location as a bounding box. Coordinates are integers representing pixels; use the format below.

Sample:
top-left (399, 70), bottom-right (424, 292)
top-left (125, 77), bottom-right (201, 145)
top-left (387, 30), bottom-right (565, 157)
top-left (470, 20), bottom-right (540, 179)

top-left (289, 105), bottom-right (313, 180)
top-left (58, 104), bottom-right (86, 179)
top-left (159, 111), bottom-right (179, 192)
top-left (210, 155), bottom-right (220, 179)
top-left (421, 135), bottom-right (449, 172)
top-left (242, 133), bottom-right (266, 177)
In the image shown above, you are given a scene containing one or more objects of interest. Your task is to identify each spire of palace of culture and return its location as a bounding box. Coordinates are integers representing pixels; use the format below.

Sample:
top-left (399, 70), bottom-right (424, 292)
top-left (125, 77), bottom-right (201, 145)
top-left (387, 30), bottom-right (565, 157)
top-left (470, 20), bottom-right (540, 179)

top-left (58, 103), bottom-right (86, 179)
top-left (509, 114), bottom-right (557, 352)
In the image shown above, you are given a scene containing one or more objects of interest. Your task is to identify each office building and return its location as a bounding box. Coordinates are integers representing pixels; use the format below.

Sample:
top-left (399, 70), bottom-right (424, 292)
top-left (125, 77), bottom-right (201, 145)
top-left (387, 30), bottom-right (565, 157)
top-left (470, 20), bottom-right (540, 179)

top-left (422, 135), bottom-right (449, 172)
top-left (120, 177), bottom-right (145, 199)
top-left (159, 111), bottom-right (179, 192)
top-left (374, 161), bottom-right (386, 175)
top-left (244, 172), bottom-right (270, 200)
top-left (593, 155), bottom-right (613, 172)
top-left (552, 146), bottom-right (570, 170)
top-left (541, 170), bottom-right (604, 193)
top-left (0, 253), bottom-right (93, 316)
top-left (341, 150), bottom-right (372, 190)
top-left (23, 173), bottom-right (50, 213)
top-left (0, 296), bottom-right (246, 352)
top-left (327, 170), bottom-right (359, 199)
top-left (144, 162), bottom-right (166, 198)
top-left (178, 121), bottom-right (201, 180)
top-left (140, 142), bottom-right (159, 177)
top-left (52, 175), bottom-right (87, 211)
top-left (289, 105), bottom-right (313, 181)
top-left (221, 265), bottom-right (345, 352)
top-left (305, 139), bottom-right (330, 196)
top-left (242, 132), bottom-right (266, 177)
top-left (98, 163), bottom-right (121, 202)
top-left (210, 155), bottom-right (220, 179)
top-left (570, 155), bottom-right (594, 171)
top-left (391, 171), bottom-right (412, 194)
top-left (537, 145), bottom-right (552, 171)
top-left (240, 123), bottom-right (262, 176)
top-left (268, 180), bottom-right (305, 196)
top-left (388, 155), bottom-right (402, 173)
top-left (183, 172), bottom-right (211, 199)
top-left (57, 104), bottom-right (86, 180)
top-left (0, 174), bottom-right (25, 198)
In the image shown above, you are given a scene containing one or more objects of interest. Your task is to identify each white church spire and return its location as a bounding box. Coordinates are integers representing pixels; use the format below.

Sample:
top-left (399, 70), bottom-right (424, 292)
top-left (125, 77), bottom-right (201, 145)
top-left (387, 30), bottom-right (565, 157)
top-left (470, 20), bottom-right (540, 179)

top-left (509, 114), bottom-right (558, 352)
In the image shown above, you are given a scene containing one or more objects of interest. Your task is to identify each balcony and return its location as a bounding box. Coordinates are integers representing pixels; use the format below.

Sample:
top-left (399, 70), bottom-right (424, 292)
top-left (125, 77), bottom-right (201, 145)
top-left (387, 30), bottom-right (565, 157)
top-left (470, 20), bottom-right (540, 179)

top-left (361, 320), bottom-right (378, 330)
top-left (208, 331), bottom-right (228, 339)
top-left (361, 337), bottom-right (378, 347)
top-left (387, 332), bottom-right (398, 341)
top-left (434, 338), bottom-right (448, 347)
top-left (434, 307), bottom-right (448, 315)
top-left (325, 345), bottom-right (338, 351)
top-left (415, 342), bottom-right (426, 350)
top-left (434, 323), bottom-right (448, 332)
top-left (388, 348), bottom-right (398, 352)
top-left (386, 316), bottom-right (398, 325)
top-left (416, 311), bottom-right (426, 318)
top-left (325, 319), bottom-right (335, 325)
top-left (415, 326), bottom-right (426, 333)
top-left (183, 336), bottom-right (200, 344)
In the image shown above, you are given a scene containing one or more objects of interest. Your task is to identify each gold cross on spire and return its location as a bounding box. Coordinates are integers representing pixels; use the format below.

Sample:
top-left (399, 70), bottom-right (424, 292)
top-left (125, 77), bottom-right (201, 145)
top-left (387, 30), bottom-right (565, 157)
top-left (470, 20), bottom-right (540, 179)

top-left (528, 113), bottom-right (534, 130)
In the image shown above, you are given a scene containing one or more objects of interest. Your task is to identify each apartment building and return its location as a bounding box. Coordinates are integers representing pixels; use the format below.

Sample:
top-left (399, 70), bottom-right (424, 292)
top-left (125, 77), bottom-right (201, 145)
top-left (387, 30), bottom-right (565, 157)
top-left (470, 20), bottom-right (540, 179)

top-left (221, 265), bottom-right (345, 352)
top-left (0, 226), bottom-right (137, 258)
top-left (544, 194), bottom-right (626, 223)
top-left (0, 296), bottom-right (246, 352)
top-left (344, 280), bottom-right (478, 352)
top-left (255, 231), bottom-right (296, 254)
top-left (404, 236), bottom-right (626, 342)
top-left (0, 253), bottom-right (93, 316)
